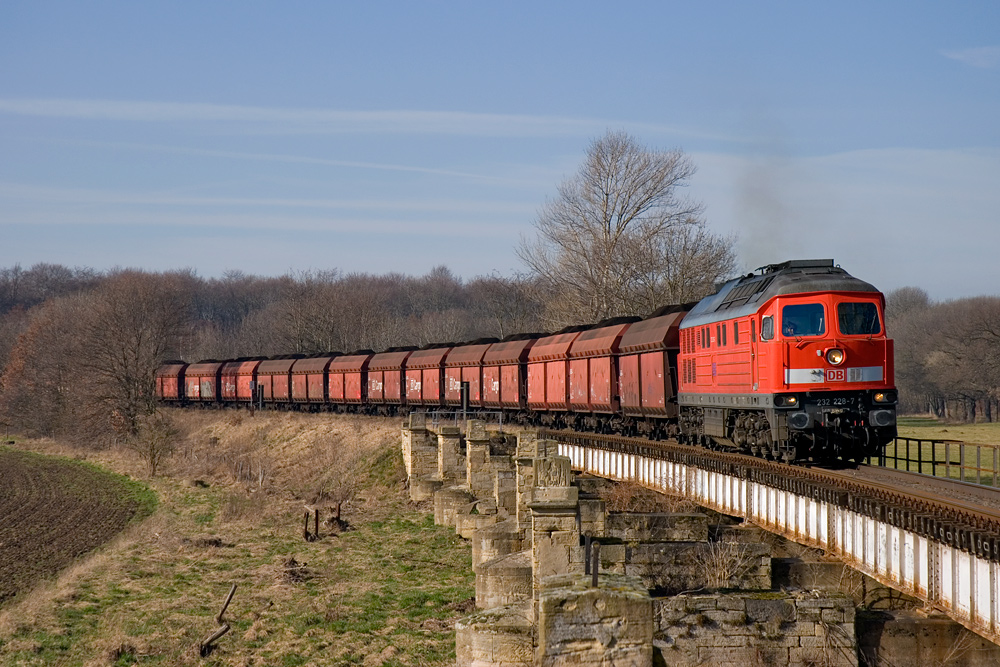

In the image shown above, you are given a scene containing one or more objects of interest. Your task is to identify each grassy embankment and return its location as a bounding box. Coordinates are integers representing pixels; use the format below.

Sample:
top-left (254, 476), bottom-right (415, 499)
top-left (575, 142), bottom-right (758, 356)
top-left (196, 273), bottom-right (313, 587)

top-left (885, 416), bottom-right (1000, 483)
top-left (897, 415), bottom-right (1000, 444)
top-left (0, 411), bottom-right (473, 667)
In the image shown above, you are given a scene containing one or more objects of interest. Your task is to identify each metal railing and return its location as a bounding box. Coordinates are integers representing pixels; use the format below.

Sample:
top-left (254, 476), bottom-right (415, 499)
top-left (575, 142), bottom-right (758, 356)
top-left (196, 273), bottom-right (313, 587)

top-left (870, 437), bottom-right (1000, 487)
top-left (426, 410), bottom-right (506, 432)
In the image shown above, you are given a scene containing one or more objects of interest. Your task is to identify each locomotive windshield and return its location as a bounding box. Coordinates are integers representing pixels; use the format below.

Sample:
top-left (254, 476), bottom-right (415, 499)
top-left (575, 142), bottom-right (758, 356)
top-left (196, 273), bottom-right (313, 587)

top-left (781, 303), bottom-right (825, 337)
top-left (837, 302), bottom-right (881, 335)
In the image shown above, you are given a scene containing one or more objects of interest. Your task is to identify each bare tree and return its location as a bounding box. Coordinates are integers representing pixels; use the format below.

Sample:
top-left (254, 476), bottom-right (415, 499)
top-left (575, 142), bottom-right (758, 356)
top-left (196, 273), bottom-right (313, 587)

top-left (78, 271), bottom-right (190, 440)
top-left (885, 286), bottom-right (930, 323)
top-left (128, 411), bottom-right (178, 476)
top-left (0, 297), bottom-right (86, 437)
top-left (467, 273), bottom-right (544, 339)
top-left (313, 436), bottom-right (367, 526)
top-left (518, 130), bottom-right (735, 326)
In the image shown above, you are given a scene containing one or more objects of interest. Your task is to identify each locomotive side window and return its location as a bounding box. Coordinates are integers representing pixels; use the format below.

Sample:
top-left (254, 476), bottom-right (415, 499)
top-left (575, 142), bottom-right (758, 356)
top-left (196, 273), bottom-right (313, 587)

top-left (838, 302), bottom-right (881, 335)
top-left (761, 316), bottom-right (773, 341)
top-left (733, 321), bottom-right (739, 345)
top-left (781, 303), bottom-right (825, 337)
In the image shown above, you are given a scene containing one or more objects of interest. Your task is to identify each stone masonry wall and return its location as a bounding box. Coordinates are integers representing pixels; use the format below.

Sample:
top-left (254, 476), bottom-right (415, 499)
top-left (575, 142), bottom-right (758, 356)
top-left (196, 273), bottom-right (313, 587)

top-left (537, 574), bottom-right (652, 667)
top-left (654, 592), bottom-right (857, 667)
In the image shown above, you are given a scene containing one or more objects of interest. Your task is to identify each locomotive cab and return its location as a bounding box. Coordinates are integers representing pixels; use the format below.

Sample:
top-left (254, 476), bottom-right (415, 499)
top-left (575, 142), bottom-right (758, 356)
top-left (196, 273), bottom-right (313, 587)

top-left (765, 291), bottom-right (896, 460)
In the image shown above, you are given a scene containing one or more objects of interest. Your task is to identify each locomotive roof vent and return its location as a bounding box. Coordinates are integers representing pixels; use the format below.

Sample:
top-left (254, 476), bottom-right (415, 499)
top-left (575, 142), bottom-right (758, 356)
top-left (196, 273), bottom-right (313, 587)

top-left (758, 259), bottom-right (835, 274)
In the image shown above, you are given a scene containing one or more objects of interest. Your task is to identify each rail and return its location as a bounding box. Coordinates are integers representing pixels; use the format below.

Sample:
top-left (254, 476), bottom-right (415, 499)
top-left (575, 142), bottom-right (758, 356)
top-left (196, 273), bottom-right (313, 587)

top-left (870, 438), bottom-right (1000, 487)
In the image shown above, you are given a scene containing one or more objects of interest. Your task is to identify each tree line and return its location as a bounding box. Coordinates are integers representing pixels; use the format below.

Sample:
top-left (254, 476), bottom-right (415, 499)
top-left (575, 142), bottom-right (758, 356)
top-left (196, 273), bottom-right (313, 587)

top-left (0, 266), bottom-right (549, 443)
top-left (887, 287), bottom-right (1000, 422)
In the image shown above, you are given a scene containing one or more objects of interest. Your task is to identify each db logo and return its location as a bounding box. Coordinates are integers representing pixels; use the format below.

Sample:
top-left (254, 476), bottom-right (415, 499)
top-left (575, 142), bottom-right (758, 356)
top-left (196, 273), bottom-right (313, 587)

top-left (826, 369), bottom-right (846, 382)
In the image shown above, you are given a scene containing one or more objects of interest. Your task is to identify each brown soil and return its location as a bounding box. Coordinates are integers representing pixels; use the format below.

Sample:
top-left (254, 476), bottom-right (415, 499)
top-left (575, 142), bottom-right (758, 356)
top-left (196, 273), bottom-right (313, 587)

top-left (0, 449), bottom-right (149, 605)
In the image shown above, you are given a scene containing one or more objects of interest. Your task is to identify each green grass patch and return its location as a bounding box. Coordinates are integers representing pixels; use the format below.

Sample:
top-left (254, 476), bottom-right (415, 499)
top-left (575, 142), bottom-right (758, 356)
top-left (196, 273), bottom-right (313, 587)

top-left (896, 416), bottom-right (1000, 445)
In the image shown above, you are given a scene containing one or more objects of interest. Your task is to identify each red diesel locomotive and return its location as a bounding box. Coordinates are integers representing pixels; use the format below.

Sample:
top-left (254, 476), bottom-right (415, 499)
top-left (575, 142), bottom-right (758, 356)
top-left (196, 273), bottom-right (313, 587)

top-left (676, 259), bottom-right (895, 463)
top-left (156, 259), bottom-right (896, 463)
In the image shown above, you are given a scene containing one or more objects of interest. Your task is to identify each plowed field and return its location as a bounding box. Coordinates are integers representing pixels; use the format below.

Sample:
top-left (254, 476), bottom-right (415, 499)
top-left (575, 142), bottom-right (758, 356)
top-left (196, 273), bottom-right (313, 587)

top-left (0, 448), bottom-right (155, 605)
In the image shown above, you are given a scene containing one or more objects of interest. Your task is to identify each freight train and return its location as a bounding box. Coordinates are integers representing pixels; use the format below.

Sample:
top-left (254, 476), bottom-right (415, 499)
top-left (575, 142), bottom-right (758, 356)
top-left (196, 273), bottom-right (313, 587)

top-left (156, 259), bottom-right (896, 463)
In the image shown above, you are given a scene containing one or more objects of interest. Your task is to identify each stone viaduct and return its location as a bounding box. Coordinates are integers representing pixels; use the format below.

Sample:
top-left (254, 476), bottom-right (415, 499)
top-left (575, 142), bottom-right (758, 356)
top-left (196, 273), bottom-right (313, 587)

top-left (401, 416), bottom-right (1000, 667)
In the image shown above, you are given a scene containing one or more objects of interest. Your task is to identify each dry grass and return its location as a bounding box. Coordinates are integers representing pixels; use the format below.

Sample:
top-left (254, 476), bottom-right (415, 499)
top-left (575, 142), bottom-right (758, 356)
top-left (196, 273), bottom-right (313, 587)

top-left (597, 480), bottom-right (696, 514)
top-left (0, 409), bottom-right (473, 666)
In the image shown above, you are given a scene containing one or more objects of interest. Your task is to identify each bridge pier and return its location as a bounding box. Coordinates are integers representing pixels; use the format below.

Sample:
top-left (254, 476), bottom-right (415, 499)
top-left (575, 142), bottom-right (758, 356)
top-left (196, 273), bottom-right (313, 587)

top-left (400, 422), bottom-right (1000, 666)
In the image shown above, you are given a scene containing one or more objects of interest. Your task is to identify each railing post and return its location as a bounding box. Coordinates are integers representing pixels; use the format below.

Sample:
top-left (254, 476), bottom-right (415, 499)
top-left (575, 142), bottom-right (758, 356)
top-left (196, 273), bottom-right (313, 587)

top-left (976, 446), bottom-right (982, 485)
top-left (992, 447), bottom-right (1000, 489)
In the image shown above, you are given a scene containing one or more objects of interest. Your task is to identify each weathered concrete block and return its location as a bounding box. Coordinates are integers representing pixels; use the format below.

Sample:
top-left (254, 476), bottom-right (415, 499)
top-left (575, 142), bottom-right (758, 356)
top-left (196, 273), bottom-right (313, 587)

top-left (601, 541), bottom-right (769, 594)
top-left (401, 424), bottom-right (439, 500)
top-left (476, 550), bottom-right (533, 610)
top-left (408, 476), bottom-right (443, 503)
top-left (654, 592), bottom-right (857, 667)
top-left (472, 519), bottom-right (524, 571)
top-left (538, 573), bottom-right (652, 667)
top-left (466, 441), bottom-right (493, 498)
top-left (516, 431), bottom-right (542, 458)
top-left (578, 498), bottom-right (606, 537)
top-left (857, 610), bottom-right (1000, 667)
top-left (605, 512), bottom-right (709, 543)
top-left (465, 419), bottom-right (489, 442)
top-left (745, 598), bottom-right (795, 625)
top-left (457, 511), bottom-right (499, 541)
top-left (494, 466), bottom-right (516, 517)
top-left (534, 455), bottom-right (571, 487)
top-left (455, 604), bottom-right (534, 667)
top-left (532, 484), bottom-right (578, 505)
top-left (773, 558), bottom-right (849, 592)
top-left (437, 426), bottom-right (465, 484)
top-left (433, 486), bottom-right (475, 529)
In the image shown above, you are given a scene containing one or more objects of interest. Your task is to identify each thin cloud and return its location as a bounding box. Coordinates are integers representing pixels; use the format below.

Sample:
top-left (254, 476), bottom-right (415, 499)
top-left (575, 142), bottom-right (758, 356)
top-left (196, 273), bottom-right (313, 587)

top-left (0, 97), bottom-right (731, 142)
top-left (0, 181), bottom-right (533, 216)
top-left (56, 139), bottom-right (503, 181)
top-left (0, 98), bottom-right (609, 137)
top-left (941, 46), bottom-right (1000, 69)
top-left (1, 207), bottom-right (512, 239)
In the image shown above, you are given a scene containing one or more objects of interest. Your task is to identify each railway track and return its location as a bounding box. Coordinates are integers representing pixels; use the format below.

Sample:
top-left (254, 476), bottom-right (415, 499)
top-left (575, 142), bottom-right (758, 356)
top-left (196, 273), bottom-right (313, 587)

top-left (542, 429), bottom-right (1000, 562)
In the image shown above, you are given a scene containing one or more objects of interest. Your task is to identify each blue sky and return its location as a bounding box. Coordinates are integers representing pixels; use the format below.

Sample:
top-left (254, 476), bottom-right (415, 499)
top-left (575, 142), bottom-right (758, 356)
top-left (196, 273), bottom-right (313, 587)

top-left (1, 2), bottom-right (997, 300)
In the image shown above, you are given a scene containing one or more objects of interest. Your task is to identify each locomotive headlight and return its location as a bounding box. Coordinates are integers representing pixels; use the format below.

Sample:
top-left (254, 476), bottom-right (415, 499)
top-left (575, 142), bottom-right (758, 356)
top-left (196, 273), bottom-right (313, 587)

top-left (826, 348), bottom-right (845, 365)
top-left (775, 394), bottom-right (798, 407)
top-left (873, 390), bottom-right (897, 404)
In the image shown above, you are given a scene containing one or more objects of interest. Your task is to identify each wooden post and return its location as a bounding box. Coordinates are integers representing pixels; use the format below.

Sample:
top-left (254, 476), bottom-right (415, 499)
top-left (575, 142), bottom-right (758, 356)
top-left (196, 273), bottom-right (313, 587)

top-left (303, 511), bottom-right (310, 541)
top-left (199, 584), bottom-right (237, 657)
top-left (216, 584), bottom-right (237, 624)
top-left (314, 508), bottom-right (320, 539)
